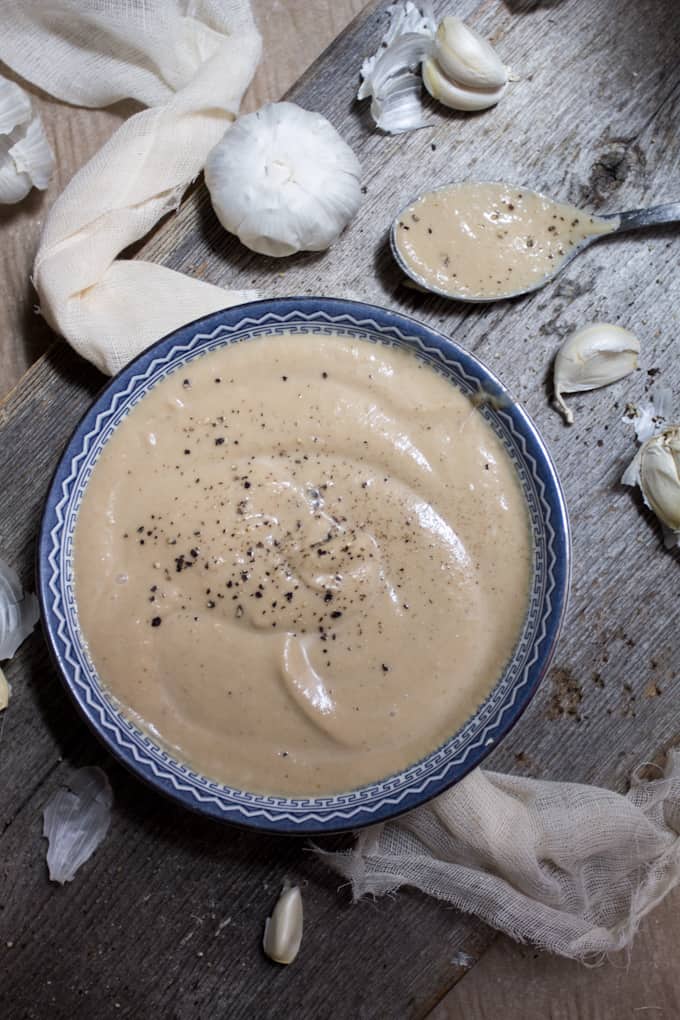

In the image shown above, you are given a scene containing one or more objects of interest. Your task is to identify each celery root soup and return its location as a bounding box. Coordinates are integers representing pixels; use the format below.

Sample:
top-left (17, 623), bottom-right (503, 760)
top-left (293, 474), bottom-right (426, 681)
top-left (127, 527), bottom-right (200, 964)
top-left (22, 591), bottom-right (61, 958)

top-left (74, 332), bottom-right (531, 796)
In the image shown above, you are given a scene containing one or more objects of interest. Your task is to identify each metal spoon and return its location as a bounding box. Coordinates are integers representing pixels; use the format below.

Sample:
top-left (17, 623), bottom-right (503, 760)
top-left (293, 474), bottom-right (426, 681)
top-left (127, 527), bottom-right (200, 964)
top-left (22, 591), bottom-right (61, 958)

top-left (390, 182), bottom-right (680, 303)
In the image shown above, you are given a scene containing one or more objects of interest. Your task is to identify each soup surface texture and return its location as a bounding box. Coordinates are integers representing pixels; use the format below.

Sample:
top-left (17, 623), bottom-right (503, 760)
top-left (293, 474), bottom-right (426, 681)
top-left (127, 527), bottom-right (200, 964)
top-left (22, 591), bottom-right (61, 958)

top-left (394, 182), bottom-right (616, 299)
top-left (75, 333), bottom-right (531, 795)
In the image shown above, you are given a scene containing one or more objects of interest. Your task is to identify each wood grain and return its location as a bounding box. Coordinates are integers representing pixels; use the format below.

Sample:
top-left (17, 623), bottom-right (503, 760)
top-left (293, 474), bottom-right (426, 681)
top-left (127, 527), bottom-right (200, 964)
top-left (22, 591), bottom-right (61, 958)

top-left (434, 886), bottom-right (680, 1020)
top-left (1, 1), bottom-right (679, 1017)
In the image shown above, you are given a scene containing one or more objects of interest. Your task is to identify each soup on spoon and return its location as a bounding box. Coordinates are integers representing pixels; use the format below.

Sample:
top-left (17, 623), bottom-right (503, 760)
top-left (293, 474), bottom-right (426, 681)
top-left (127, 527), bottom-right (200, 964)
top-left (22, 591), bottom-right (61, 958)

top-left (391, 181), bottom-right (617, 301)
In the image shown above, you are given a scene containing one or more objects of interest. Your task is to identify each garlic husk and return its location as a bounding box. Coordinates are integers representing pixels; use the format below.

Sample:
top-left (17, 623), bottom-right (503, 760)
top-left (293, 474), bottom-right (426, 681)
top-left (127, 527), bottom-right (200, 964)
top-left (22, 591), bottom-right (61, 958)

top-left (434, 16), bottom-right (507, 90)
top-left (0, 77), bottom-right (32, 135)
top-left (366, 36), bottom-right (434, 133)
top-left (553, 323), bottom-right (640, 424)
top-left (357, 2), bottom-right (435, 134)
top-left (370, 70), bottom-right (428, 133)
top-left (0, 75), bottom-right (54, 204)
top-left (263, 882), bottom-right (303, 965)
top-left (43, 767), bottom-right (113, 884)
top-left (626, 388), bottom-right (672, 444)
top-left (0, 557), bottom-right (40, 662)
top-left (422, 56), bottom-right (507, 112)
top-left (205, 102), bottom-right (362, 257)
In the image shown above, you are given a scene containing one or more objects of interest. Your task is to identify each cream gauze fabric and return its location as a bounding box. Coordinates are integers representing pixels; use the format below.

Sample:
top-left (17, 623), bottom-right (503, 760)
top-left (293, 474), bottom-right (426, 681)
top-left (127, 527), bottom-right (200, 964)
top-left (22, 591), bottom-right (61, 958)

top-left (324, 752), bottom-right (680, 960)
top-left (0, 1), bottom-right (262, 374)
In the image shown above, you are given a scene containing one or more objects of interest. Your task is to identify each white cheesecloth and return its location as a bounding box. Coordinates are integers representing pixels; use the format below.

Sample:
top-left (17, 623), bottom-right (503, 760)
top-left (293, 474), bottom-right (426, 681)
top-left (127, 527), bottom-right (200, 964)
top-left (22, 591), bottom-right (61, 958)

top-left (2, 0), bottom-right (679, 963)
top-left (323, 753), bottom-right (680, 959)
top-left (0, 0), bottom-right (262, 374)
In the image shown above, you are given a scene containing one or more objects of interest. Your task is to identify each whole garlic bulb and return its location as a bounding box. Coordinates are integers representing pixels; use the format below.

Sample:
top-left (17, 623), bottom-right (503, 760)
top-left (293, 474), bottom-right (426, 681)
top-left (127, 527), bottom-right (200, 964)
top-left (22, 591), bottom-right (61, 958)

top-left (423, 16), bottom-right (508, 112)
top-left (0, 75), bottom-right (54, 203)
top-left (553, 323), bottom-right (640, 424)
top-left (205, 102), bottom-right (362, 257)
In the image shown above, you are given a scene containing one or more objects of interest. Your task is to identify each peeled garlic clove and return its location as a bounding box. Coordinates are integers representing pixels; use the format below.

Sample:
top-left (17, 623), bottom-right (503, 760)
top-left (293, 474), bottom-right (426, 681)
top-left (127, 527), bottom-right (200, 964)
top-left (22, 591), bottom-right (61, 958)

top-left (553, 323), bottom-right (640, 425)
top-left (639, 426), bottom-right (680, 534)
top-left (205, 102), bottom-right (362, 257)
top-left (263, 883), bottom-right (303, 965)
top-left (422, 56), bottom-right (507, 112)
top-left (435, 16), bottom-right (507, 90)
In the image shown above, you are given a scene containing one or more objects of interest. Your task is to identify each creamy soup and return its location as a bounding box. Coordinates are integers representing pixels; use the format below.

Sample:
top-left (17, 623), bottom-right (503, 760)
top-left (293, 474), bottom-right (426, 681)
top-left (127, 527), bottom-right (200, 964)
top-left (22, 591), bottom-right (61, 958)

top-left (394, 182), bottom-right (617, 300)
top-left (75, 333), bottom-right (531, 796)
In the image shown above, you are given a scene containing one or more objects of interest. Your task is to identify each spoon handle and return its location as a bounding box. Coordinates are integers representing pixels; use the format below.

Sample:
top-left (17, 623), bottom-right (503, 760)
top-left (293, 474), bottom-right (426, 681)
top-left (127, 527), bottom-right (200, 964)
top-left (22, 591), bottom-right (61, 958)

top-left (601, 201), bottom-right (680, 232)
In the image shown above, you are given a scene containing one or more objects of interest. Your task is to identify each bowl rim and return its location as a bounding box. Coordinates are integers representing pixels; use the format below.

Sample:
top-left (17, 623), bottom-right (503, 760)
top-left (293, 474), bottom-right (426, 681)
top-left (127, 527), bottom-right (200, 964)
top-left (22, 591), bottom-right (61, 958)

top-left (37, 296), bottom-right (571, 835)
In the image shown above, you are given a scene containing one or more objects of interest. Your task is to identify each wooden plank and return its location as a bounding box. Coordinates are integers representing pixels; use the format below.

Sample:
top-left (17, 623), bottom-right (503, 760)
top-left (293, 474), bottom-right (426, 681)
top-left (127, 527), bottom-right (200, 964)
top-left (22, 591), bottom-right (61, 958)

top-left (1, 0), bottom-right (679, 1017)
top-left (435, 887), bottom-right (680, 1019)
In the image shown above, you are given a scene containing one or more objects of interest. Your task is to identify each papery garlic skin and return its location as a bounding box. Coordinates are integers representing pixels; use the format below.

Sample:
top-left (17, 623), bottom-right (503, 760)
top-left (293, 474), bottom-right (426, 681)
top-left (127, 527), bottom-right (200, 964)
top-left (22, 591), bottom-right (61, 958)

top-left (0, 557), bottom-right (40, 662)
top-left (205, 102), bottom-right (362, 257)
top-left (553, 323), bottom-right (640, 424)
top-left (434, 17), bottom-right (507, 90)
top-left (263, 883), bottom-right (303, 965)
top-left (363, 34), bottom-right (434, 133)
top-left (43, 767), bottom-right (113, 884)
top-left (626, 388), bottom-right (672, 444)
top-left (422, 56), bottom-right (506, 112)
top-left (358, 1), bottom-right (435, 97)
top-left (357, 2), bottom-right (435, 134)
top-left (0, 76), bottom-right (54, 204)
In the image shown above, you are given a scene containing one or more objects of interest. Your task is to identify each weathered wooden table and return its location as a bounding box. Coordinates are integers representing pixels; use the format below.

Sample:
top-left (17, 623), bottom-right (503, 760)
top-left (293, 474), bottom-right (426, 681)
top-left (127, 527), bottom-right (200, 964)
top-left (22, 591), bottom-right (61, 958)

top-left (1, 1), bottom-right (678, 1017)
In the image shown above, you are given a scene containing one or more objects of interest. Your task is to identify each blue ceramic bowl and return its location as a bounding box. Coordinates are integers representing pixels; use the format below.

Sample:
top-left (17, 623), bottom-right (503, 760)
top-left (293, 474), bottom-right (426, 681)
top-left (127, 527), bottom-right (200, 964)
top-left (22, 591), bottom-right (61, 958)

top-left (38, 298), bottom-right (570, 834)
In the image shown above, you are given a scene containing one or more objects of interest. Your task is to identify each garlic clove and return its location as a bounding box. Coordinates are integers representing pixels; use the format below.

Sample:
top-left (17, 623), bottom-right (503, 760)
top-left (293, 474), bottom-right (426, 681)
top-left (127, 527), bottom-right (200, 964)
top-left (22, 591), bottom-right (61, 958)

top-left (553, 322), bottom-right (640, 425)
top-left (0, 665), bottom-right (9, 711)
top-left (622, 390), bottom-right (680, 548)
top-left (434, 16), bottom-right (507, 90)
top-left (422, 56), bottom-right (507, 112)
top-left (262, 882), bottom-right (303, 965)
top-left (639, 426), bottom-right (680, 534)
